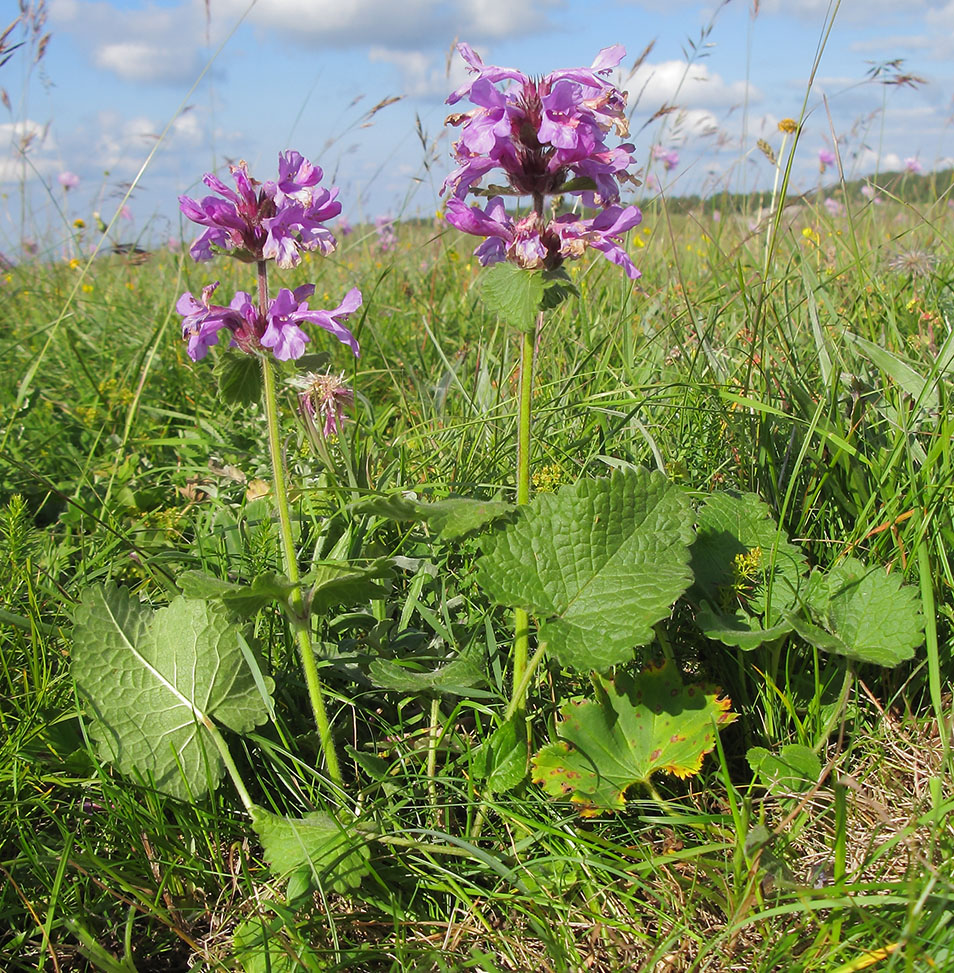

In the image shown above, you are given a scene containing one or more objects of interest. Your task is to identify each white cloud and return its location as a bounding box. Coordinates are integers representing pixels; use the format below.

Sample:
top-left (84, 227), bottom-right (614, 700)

top-left (49, 0), bottom-right (208, 84)
top-left (213, 0), bottom-right (559, 48)
top-left (368, 46), bottom-right (471, 99)
top-left (0, 120), bottom-right (57, 184)
top-left (627, 60), bottom-right (759, 113)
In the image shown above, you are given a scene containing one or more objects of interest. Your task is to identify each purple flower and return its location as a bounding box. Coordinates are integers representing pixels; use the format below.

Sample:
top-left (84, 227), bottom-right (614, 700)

top-left (818, 148), bottom-right (836, 171)
top-left (442, 43), bottom-right (634, 204)
top-left (651, 146), bottom-right (679, 172)
top-left (446, 196), bottom-right (641, 279)
top-left (823, 197), bottom-right (844, 216)
top-left (261, 286), bottom-right (362, 361)
top-left (375, 216), bottom-right (397, 253)
top-left (58, 171), bottom-right (80, 190)
top-left (178, 152), bottom-right (341, 267)
top-left (177, 283), bottom-right (361, 363)
top-left (176, 282), bottom-right (245, 360)
top-left (904, 156), bottom-right (923, 174)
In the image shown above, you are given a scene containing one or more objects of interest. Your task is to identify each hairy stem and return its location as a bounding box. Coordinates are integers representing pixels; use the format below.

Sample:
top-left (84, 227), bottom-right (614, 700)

top-left (257, 261), bottom-right (344, 791)
top-left (511, 318), bottom-right (539, 722)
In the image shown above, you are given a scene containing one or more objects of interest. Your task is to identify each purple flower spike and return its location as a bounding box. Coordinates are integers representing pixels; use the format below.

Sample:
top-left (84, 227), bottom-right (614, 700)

top-left (179, 152), bottom-right (341, 267)
top-left (443, 42), bottom-right (634, 204)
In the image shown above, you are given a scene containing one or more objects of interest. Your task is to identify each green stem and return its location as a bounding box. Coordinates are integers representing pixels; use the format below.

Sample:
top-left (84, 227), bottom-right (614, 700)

top-left (504, 640), bottom-right (548, 724)
top-left (511, 318), bottom-right (539, 720)
top-left (206, 720), bottom-right (254, 813)
top-left (427, 696), bottom-right (443, 827)
top-left (257, 262), bottom-right (344, 792)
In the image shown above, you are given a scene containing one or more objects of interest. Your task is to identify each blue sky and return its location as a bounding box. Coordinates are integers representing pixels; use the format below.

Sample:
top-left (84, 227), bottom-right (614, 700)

top-left (2, 0), bottom-right (953, 250)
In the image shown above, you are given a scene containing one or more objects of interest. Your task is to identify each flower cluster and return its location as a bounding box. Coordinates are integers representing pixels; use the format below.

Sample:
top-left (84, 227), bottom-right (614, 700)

top-left (177, 282), bottom-right (361, 363)
top-left (292, 370), bottom-right (355, 437)
top-left (179, 151), bottom-right (341, 268)
top-left (176, 151), bottom-right (362, 363)
top-left (441, 43), bottom-right (642, 280)
top-left (446, 196), bottom-right (640, 278)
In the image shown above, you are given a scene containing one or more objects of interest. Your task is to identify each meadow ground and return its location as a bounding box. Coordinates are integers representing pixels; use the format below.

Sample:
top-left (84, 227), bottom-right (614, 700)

top-left (1, 174), bottom-right (954, 971)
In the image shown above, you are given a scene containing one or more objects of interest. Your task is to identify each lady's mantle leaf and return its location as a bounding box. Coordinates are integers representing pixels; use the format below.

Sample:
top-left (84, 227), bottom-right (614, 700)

top-left (72, 584), bottom-right (274, 801)
top-left (790, 557), bottom-right (923, 666)
top-left (251, 805), bottom-right (370, 900)
top-left (477, 468), bottom-right (694, 670)
top-left (532, 663), bottom-right (736, 816)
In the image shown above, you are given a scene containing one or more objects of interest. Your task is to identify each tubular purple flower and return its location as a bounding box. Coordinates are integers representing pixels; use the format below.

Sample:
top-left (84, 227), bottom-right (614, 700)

top-left (176, 282), bottom-right (244, 360)
top-left (447, 196), bottom-right (641, 278)
top-left (288, 287), bottom-right (363, 358)
top-left (179, 153), bottom-right (341, 267)
top-left (442, 43), bottom-right (634, 204)
top-left (178, 283), bottom-right (361, 363)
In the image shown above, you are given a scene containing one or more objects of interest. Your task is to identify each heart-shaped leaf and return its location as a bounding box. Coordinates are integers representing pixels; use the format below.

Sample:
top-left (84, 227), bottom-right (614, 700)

top-left (215, 350), bottom-right (263, 406)
top-left (367, 648), bottom-right (487, 696)
top-left (478, 262), bottom-right (544, 330)
top-left (251, 805), bottom-right (370, 900)
top-left (477, 468), bottom-right (694, 670)
top-left (532, 663), bottom-right (736, 816)
top-left (470, 717), bottom-right (527, 794)
top-left (72, 584), bottom-right (274, 800)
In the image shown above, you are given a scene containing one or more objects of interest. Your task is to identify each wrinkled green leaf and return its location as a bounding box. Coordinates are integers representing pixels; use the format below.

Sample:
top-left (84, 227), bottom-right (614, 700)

top-left (747, 744), bottom-right (821, 794)
top-left (690, 491), bottom-right (806, 649)
top-left (352, 494), bottom-right (514, 540)
top-left (478, 468), bottom-right (694, 670)
top-left (215, 351), bottom-right (263, 406)
top-left (470, 717), bottom-right (527, 794)
top-left (368, 648), bottom-right (486, 696)
top-left (179, 570), bottom-right (296, 619)
top-left (478, 262), bottom-right (543, 330)
top-left (251, 805), bottom-right (370, 900)
top-left (72, 584), bottom-right (274, 801)
top-left (308, 559), bottom-right (392, 612)
top-left (532, 663), bottom-right (736, 816)
top-left (790, 557), bottom-right (923, 666)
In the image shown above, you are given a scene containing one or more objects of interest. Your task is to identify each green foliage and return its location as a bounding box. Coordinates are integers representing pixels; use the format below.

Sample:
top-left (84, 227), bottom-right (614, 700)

top-left (791, 556), bottom-right (924, 665)
top-left (72, 584), bottom-right (274, 800)
top-left (470, 717), bottom-right (527, 794)
top-left (367, 646), bottom-right (487, 695)
top-left (478, 262), bottom-right (544, 330)
top-left (532, 663), bottom-right (736, 816)
top-left (690, 491), bottom-right (806, 649)
top-left (477, 264), bottom-right (578, 329)
top-left (747, 743), bottom-right (821, 794)
top-left (477, 468), bottom-right (694, 670)
top-left (215, 350), bottom-right (263, 406)
top-left (231, 910), bottom-right (325, 973)
top-left (179, 569), bottom-right (297, 618)
top-left (250, 805), bottom-right (371, 900)
top-left (353, 493), bottom-right (514, 540)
